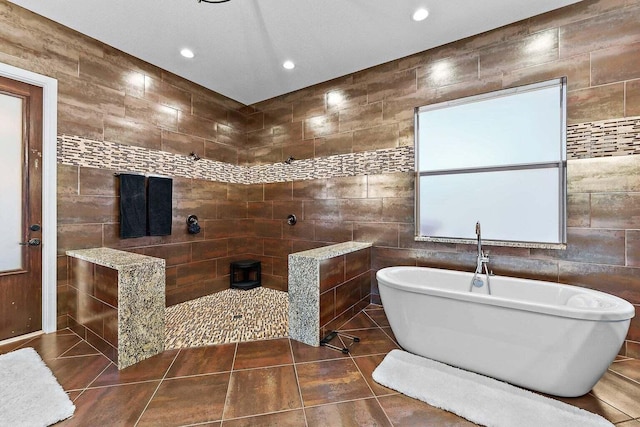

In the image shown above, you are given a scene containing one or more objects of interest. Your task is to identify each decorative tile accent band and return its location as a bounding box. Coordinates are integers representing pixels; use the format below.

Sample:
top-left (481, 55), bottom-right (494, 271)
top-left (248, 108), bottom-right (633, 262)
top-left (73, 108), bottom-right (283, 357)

top-left (57, 115), bottom-right (640, 184)
top-left (567, 116), bottom-right (640, 158)
top-left (58, 135), bottom-right (247, 184)
top-left (246, 146), bottom-right (415, 183)
top-left (57, 135), bottom-right (414, 184)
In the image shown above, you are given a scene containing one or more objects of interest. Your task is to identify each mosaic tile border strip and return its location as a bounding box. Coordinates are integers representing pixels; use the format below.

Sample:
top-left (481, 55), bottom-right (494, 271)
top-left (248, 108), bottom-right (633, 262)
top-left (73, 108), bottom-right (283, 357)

top-left (57, 135), bottom-right (414, 184)
top-left (57, 115), bottom-right (640, 184)
top-left (246, 145), bottom-right (414, 183)
top-left (567, 116), bottom-right (640, 159)
top-left (57, 135), bottom-right (247, 184)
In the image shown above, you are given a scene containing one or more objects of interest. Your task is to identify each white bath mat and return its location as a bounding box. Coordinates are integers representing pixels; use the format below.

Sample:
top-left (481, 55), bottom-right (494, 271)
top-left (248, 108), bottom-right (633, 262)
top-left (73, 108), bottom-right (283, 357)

top-left (0, 347), bottom-right (75, 426)
top-left (372, 349), bottom-right (613, 427)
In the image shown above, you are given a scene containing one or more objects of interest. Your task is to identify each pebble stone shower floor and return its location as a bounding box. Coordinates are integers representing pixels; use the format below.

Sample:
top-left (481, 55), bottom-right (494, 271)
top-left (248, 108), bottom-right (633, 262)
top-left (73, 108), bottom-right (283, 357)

top-left (164, 287), bottom-right (289, 349)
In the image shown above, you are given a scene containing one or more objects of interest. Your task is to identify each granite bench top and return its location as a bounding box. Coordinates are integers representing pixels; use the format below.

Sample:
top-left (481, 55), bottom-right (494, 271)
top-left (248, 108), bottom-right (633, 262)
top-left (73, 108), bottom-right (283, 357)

top-left (66, 247), bottom-right (164, 270)
top-left (289, 241), bottom-right (372, 261)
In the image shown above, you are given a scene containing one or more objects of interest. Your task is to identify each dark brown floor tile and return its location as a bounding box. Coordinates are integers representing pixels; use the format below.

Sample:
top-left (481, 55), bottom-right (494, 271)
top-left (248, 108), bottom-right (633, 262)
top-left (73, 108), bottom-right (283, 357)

top-left (137, 373), bottom-right (230, 426)
top-left (58, 341), bottom-right (101, 358)
top-left (365, 309), bottom-right (390, 327)
top-left (234, 338), bottom-right (293, 370)
top-left (591, 371), bottom-right (640, 418)
top-left (353, 354), bottom-right (397, 396)
top-left (337, 312), bottom-right (378, 330)
top-left (53, 329), bottom-right (78, 336)
top-left (343, 328), bottom-right (399, 357)
top-left (296, 358), bottom-right (373, 406)
top-left (378, 393), bottom-right (475, 426)
top-left (306, 398), bottom-right (392, 427)
top-left (608, 359), bottom-right (640, 383)
top-left (381, 327), bottom-right (398, 345)
top-left (0, 336), bottom-right (34, 355)
top-left (166, 344), bottom-right (235, 378)
top-left (67, 390), bottom-right (82, 402)
top-left (224, 365), bottom-right (301, 419)
top-left (91, 349), bottom-right (179, 386)
top-left (552, 392), bottom-right (632, 424)
top-left (616, 420), bottom-right (640, 427)
top-left (26, 332), bottom-right (82, 361)
top-left (59, 381), bottom-right (159, 426)
top-left (46, 354), bottom-right (111, 391)
top-left (290, 339), bottom-right (350, 363)
top-left (222, 409), bottom-right (306, 427)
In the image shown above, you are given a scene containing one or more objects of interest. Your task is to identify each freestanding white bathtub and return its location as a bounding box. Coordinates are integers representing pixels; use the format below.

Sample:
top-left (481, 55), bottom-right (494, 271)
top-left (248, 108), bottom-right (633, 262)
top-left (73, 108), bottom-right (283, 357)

top-left (376, 266), bottom-right (635, 397)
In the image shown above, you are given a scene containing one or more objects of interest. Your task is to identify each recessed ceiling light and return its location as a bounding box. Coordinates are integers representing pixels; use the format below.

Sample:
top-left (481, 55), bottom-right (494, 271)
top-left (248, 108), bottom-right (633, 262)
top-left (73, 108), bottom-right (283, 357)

top-left (412, 8), bottom-right (429, 22)
top-left (180, 48), bottom-right (195, 59)
top-left (283, 60), bottom-right (295, 70)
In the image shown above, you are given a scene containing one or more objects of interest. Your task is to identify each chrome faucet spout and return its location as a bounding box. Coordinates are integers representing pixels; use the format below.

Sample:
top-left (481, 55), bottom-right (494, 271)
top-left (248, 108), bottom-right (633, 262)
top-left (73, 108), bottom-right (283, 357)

top-left (476, 221), bottom-right (482, 256)
top-left (470, 221), bottom-right (491, 294)
top-left (475, 221), bottom-right (482, 269)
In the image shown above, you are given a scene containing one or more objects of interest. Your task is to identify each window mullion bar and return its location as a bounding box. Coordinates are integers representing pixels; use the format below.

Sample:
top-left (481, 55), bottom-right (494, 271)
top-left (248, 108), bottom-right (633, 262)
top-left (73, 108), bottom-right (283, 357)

top-left (418, 161), bottom-right (562, 177)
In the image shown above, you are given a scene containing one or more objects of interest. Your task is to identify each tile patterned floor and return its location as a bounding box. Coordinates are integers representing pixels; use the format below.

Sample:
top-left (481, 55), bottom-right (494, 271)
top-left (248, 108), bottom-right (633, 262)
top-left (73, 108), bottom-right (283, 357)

top-left (164, 287), bottom-right (289, 349)
top-left (2, 305), bottom-right (640, 426)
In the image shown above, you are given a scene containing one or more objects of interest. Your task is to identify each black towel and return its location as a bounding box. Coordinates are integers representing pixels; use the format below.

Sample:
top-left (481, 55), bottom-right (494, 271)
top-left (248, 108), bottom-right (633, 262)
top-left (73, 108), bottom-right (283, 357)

top-left (147, 176), bottom-right (173, 236)
top-left (119, 174), bottom-right (147, 238)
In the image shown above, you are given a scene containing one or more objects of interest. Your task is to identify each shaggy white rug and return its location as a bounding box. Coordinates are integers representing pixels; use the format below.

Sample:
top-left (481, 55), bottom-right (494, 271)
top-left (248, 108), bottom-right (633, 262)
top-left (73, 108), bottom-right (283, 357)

top-left (372, 349), bottom-right (613, 427)
top-left (0, 347), bottom-right (75, 426)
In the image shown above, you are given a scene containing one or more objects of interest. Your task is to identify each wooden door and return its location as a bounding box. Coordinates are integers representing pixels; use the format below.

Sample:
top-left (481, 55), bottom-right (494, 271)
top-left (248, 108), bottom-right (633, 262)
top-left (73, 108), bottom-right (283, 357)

top-left (0, 75), bottom-right (43, 341)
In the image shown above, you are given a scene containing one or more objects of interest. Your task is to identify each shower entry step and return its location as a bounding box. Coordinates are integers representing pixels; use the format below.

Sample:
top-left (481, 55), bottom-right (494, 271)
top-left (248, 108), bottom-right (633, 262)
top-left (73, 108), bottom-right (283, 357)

top-left (230, 259), bottom-right (262, 290)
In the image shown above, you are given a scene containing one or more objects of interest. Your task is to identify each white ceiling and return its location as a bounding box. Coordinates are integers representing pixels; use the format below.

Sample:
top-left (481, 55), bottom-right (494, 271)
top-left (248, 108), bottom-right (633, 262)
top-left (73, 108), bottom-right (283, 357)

top-left (10, 0), bottom-right (582, 105)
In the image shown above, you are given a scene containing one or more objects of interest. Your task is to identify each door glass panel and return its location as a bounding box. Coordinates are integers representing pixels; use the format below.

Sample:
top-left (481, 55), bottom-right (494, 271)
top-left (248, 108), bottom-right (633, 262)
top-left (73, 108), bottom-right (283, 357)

top-left (0, 92), bottom-right (24, 271)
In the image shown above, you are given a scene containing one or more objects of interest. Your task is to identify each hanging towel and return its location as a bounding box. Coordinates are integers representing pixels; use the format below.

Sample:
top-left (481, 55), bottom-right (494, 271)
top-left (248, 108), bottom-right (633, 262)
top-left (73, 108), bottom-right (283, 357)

top-left (147, 176), bottom-right (173, 236)
top-left (119, 174), bottom-right (147, 238)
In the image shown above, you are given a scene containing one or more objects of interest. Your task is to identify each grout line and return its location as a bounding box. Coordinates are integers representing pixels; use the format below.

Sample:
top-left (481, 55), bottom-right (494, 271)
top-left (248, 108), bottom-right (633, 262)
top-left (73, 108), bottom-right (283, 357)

top-left (301, 396), bottom-right (390, 411)
top-left (54, 340), bottom-right (85, 358)
top-left (362, 309), bottom-right (380, 327)
top-left (346, 321), bottom-right (396, 426)
top-left (56, 352), bottom-right (101, 360)
top-left (362, 310), bottom-right (400, 347)
top-left (133, 347), bottom-right (181, 426)
top-left (607, 367), bottom-right (640, 387)
top-left (230, 362), bottom-right (296, 372)
top-left (362, 309), bottom-right (398, 345)
top-left (82, 357), bottom-right (114, 390)
top-left (142, 370), bottom-right (233, 381)
top-left (220, 342), bottom-right (239, 421)
top-left (289, 338), bottom-right (309, 427)
top-left (218, 408), bottom-right (305, 426)
top-left (78, 378), bottom-right (165, 391)
top-left (585, 391), bottom-right (636, 425)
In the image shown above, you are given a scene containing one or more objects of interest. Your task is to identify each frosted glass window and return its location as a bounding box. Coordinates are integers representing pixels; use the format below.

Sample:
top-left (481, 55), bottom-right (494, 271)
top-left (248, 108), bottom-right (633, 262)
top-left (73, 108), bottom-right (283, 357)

top-left (0, 93), bottom-right (24, 271)
top-left (415, 78), bottom-right (567, 246)
top-left (418, 86), bottom-right (564, 172)
top-left (419, 168), bottom-right (561, 243)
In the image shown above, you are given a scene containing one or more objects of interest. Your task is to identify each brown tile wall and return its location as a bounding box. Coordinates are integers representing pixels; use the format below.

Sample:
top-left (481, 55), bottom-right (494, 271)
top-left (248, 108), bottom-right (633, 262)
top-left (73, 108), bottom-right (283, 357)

top-left (246, 0), bottom-right (640, 354)
top-left (0, 1), bottom-right (252, 327)
top-left (67, 257), bottom-right (119, 363)
top-left (318, 248), bottom-right (371, 339)
top-left (57, 165), bottom-right (257, 309)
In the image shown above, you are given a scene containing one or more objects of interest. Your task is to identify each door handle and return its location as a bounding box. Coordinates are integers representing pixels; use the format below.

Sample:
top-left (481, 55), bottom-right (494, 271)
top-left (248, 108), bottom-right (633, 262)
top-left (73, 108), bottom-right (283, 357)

top-left (19, 238), bottom-right (41, 246)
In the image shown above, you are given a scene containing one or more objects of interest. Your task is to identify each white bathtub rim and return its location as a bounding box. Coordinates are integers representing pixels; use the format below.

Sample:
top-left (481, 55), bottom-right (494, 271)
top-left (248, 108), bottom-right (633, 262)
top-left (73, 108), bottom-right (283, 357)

top-left (377, 266), bottom-right (635, 322)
